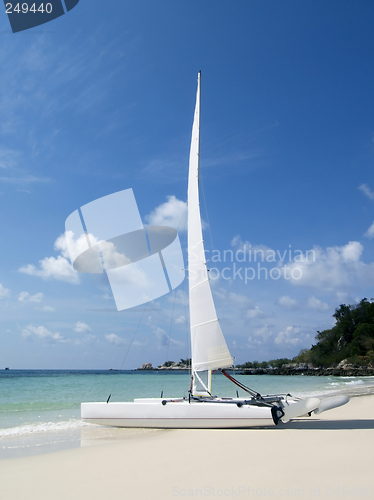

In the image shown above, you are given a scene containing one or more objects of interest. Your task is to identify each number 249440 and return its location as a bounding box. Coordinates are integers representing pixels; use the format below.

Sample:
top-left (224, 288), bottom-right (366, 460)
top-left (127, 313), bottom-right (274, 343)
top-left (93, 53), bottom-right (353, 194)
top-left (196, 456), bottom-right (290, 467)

top-left (5, 3), bottom-right (53, 14)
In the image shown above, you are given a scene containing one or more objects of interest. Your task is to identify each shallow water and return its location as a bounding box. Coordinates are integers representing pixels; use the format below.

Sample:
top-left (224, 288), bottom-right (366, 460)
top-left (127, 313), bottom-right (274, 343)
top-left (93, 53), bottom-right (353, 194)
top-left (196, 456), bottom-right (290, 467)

top-left (1, 370), bottom-right (374, 459)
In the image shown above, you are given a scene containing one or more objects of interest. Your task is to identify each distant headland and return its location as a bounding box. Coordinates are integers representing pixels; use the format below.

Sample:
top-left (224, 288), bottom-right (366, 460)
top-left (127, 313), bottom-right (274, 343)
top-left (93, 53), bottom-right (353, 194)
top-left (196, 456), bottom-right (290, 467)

top-left (138, 359), bottom-right (191, 371)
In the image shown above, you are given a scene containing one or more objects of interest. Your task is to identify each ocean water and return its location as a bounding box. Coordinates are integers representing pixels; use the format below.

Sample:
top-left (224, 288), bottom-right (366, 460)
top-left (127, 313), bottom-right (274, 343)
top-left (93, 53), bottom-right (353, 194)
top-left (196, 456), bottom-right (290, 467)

top-left (1, 369), bottom-right (374, 460)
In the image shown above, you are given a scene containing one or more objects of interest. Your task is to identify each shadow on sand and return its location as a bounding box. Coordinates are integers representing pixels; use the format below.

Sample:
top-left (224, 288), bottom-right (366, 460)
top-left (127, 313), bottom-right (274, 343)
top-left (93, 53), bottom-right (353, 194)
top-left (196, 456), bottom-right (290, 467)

top-left (275, 419), bottom-right (374, 430)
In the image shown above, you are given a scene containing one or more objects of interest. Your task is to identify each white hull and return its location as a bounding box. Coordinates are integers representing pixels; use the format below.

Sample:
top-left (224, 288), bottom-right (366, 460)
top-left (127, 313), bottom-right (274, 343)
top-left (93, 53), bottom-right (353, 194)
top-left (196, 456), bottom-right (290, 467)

top-left (81, 395), bottom-right (349, 429)
top-left (81, 398), bottom-right (275, 428)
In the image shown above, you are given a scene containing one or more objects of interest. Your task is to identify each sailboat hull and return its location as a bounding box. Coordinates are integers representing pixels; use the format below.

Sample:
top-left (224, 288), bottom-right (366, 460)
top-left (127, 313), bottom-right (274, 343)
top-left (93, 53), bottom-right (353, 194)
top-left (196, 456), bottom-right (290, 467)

top-left (81, 399), bottom-right (275, 428)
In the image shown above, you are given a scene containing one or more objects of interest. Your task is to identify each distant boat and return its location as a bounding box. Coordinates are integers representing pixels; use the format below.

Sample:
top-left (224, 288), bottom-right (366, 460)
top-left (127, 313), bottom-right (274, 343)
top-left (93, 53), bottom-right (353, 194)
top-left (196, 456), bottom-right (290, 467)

top-left (4, 367), bottom-right (10, 370)
top-left (81, 73), bottom-right (349, 428)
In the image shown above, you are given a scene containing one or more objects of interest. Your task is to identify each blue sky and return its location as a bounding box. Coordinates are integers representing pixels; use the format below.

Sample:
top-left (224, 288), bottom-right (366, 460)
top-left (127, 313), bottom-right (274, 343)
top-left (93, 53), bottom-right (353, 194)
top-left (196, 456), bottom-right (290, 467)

top-left (1, 1), bottom-right (374, 369)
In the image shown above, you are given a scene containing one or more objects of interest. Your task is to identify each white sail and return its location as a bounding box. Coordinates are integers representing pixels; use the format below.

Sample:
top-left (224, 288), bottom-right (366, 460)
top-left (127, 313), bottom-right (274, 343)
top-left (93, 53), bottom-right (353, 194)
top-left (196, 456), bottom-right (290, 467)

top-left (188, 73), bottom-right (233, 374)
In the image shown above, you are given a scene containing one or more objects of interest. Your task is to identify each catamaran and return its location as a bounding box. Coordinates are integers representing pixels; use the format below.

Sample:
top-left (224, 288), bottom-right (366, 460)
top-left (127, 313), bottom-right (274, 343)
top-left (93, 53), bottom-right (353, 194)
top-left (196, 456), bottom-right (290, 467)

top-left (81, 73), bottom-right (349, 428)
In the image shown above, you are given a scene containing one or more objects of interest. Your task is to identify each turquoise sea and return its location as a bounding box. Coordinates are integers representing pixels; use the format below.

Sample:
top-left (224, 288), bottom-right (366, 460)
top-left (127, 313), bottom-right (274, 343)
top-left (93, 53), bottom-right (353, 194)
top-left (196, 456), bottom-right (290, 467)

top-left (1, 369), bottom-right (374, 460)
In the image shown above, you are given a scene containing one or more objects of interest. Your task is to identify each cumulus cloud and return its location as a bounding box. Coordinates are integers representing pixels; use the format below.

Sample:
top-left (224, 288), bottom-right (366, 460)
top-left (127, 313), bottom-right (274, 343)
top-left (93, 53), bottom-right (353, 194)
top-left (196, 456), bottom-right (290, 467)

top-left (274, 326), bottom-right (315, 347)
top-left (22, 324), bottom-right (66, 343)
top-left (18, 291), bottom-right (43, 303)
top-left (145, 195), bottom-right (187, 231)
top-left (40, 306), bottom-right (55, 312)
top-left (105, 333), bottom-right (127, 345)
top-left (175, 314), bottom-right (186, 324)
top-left (214, 288), bottom-right (252, 307)
top-left (230, 235), bottom-right (274, 258)
top-left (17, 231), bottom-right (82, 284)
top-left (146, 317), bottom-right (184, 348)
top-left (246, 306), bottom-right (267, 319)
top-left (247, 325), bottom-right (276, 349)
top-left (19, 255), bottom-right (79, 284)
top-left (277, 296), bottom-right (298, 308)
top-left (74, 321), bottom-right (91, 333)
top-left (282, 241), bottom-right (374, 291)
top-left (0, 283), bottom-right (10, 299)
top-left (307, 296), bottom-right (329, 310)
top-left (54, 231), bottom-right (80, 260)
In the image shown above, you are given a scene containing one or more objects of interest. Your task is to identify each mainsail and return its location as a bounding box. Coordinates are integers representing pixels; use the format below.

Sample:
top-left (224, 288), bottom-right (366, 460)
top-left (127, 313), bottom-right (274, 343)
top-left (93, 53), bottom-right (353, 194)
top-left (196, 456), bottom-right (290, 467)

top-left (188, 73), bottom-right (233, 388)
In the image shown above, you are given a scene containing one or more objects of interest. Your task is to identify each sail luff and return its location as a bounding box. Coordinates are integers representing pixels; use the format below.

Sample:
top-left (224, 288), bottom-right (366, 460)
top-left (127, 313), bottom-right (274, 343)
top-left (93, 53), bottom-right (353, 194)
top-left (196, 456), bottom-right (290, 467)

top-left (188, 73), bottom-right (233, 374)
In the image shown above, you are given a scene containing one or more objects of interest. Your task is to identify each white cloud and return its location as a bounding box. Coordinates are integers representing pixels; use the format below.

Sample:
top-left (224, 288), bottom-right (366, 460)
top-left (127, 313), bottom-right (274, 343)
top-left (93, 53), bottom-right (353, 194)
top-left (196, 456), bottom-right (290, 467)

top-left (74, 321), bottom-right (91, 333)
top-left (274, 326), bottom-right (315, 347)
top-left (0, 284), bottom-right (10, 299)
top-left (246, 305), bottom-right (267, 319)
top-left (153, 326), bottom-right (169, 347)
top-left (364, 221), bottom-right (374, 239)
top-left (105, 333), bottom-right (127, 345)
top-left (214, 288), bottom-right (252, 306)
top-left (56, 231), bottom-right (101, 266)
top-left (282, 241), bottom-right (374, 291)
top-left (277, 296), bottom-right (298, 308)
top-left (54, 232), bottom-right (76, 260)
top-left (18, 291), bottom-right (43, 303)
top-left (175, 315), bottom-right (186, 324)
top-left (307, 296), bottom-right (329, 311)
top-left (40, 306), bottom-right (55, 312)
top-left (247, 325), bottom-right (275, 347)
top-left (359, 183), bottom-right (374, 201)
top-left (252, 325), bottom-right (274, 340)
top-left (226, 292), bottom-right (252, 307)
top-left (19, 255), bottom-right (79, 284)
top-left (22, 324), bottom-right (66, 343)
top-left (274, 326), bottom-right (303, 346)
top-left (146, 319), bottom-right (184, 348)
top-left (341, 241), bottom-right (362, 261)
top-left (230, 235), bottom-right (274, 258)
top-left (145, 195), bottom-right (187, 231)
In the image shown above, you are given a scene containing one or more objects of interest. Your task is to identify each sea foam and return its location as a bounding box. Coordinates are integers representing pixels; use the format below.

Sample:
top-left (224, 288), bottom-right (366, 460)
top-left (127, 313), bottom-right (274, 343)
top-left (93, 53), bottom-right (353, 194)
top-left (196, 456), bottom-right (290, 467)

top-left (0, 419), bottom-right (90, 438)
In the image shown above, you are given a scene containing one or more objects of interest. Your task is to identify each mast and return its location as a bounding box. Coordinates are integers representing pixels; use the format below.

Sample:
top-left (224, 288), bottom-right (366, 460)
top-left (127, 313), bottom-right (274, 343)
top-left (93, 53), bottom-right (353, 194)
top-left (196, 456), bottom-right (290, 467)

top-left (187, 73), bottom-right (233, 396)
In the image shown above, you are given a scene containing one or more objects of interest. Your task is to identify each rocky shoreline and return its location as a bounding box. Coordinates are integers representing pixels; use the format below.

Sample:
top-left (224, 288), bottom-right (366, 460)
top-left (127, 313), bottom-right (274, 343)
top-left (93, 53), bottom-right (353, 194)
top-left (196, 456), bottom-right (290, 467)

top-left (138, 362), bottom-right (190, 371)
top-left (138, 360), bottom-right (374, 376)
top-left (239, 364), bottom-right (374, 377)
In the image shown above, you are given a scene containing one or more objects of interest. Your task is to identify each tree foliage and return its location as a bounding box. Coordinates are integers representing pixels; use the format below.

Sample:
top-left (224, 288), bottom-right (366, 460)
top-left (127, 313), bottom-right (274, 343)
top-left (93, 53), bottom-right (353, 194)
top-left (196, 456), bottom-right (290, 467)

top-left (297, 298), bottom-right (374, 367)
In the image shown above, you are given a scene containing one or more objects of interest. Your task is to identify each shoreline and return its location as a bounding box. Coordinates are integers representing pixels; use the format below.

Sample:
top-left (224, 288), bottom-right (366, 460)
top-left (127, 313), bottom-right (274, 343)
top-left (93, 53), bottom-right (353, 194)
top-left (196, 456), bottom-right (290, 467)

top-left (0, 394), bottom-right (373, 499)
top-left (138, 367), bottom-right (374, 376)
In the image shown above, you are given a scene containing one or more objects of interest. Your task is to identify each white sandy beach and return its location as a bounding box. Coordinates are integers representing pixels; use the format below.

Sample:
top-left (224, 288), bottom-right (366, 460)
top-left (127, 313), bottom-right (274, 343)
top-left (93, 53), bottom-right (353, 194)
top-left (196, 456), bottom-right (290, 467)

top-left (0, 395), bottom-right (373, 500)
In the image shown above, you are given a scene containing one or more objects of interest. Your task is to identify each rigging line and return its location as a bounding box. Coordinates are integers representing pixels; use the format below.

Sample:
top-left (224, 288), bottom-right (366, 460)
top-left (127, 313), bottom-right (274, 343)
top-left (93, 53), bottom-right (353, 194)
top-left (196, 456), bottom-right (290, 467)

top-left (221, 369), bottom-right (262, 398)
